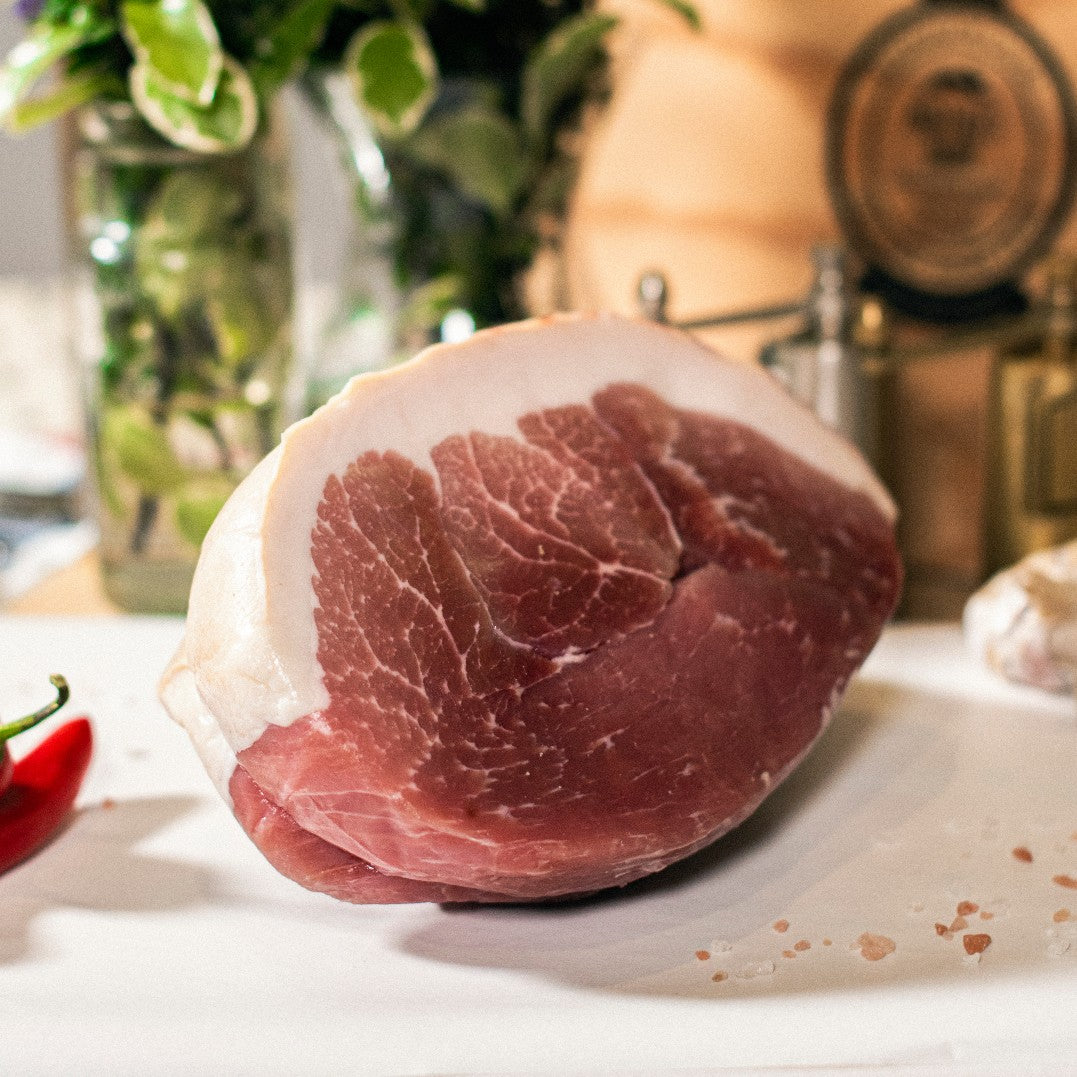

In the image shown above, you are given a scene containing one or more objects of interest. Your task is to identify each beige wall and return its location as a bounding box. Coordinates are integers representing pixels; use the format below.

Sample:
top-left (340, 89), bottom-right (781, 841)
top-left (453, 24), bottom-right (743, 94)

top-left (564, 0), bottom-right (1077, 616)
top-left (571, 0), bottom-right (1077, 358)
top-left (567, 1), bottom-right (1077, 615)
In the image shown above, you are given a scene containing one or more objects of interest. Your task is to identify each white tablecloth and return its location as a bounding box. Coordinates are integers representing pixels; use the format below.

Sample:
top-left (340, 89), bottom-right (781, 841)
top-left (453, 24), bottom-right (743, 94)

top-left (0, 618), bottom-right (1074, 1074)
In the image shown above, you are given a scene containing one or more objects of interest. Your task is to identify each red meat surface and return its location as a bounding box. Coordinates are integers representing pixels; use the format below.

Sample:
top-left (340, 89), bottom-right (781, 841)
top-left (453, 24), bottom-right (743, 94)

top-left (230, 383), bottom-right (901, 903)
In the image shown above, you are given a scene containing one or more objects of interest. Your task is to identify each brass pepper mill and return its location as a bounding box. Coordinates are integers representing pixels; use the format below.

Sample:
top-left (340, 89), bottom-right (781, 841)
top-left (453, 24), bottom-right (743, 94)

top-left (984, 255), bottom-right (1077, 576)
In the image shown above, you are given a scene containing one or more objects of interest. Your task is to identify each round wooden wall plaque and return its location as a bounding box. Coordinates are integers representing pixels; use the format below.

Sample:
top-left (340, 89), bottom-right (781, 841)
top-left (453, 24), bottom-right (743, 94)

top-left (827, 0), bottom-right (1077, 320)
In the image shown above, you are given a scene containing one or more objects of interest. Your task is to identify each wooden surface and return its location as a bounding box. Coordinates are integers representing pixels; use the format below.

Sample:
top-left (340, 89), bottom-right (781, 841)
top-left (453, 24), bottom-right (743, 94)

top-left (6, 552), bottom-right (119, 617)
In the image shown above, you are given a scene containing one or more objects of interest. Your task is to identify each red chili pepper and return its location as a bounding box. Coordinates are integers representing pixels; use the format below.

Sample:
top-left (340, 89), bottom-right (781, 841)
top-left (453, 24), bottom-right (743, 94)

top-left (1, 676), bottom-right (93, 875)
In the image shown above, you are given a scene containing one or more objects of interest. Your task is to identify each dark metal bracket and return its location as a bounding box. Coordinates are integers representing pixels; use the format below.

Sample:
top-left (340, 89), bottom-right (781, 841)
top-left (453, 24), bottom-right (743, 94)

top-left (636, 271), bottom-right (804, 329)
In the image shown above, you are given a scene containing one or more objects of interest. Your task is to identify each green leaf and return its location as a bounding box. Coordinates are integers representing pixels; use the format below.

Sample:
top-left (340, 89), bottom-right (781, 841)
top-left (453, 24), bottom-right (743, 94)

top-left (325, 0), bottom-right (382, 11)
top-left (399, 273), bottom-right (465, 335)
top-left (146, 167), bottom-right (244, 238)
top-left (173, 475), bottom-right (234, 546)
top-left (408, 104), bottom-right (524, 218)
top-left (102, 405), bottom-right (187, 496)
top-left (133, 167), bottom-right (243, 313)
top-left (205, 254), bottom-right (279, 367)
top-left (3, 67), bottom-right (120, 132)
top-left (0, 17), bottom-right (110, 130)
top-left (121, 0), bottom-right (223, 107)
top-left (130, 54), bottom-right (258, 153)
top-left (249, 0), bottom-right (335, 96)
top-left (520, 12), bottom-right (617, 144)
top-left (529, 154), bottom-right (579, 219)
top-left (346, 19), bottom-right (437, 139)
top-left (652, 0), bottom-right (702, 31)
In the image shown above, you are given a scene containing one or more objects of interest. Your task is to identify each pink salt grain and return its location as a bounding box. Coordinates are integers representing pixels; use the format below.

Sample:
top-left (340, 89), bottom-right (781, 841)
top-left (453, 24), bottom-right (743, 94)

top-left (772, 919), bottom-right (789, 934)
top-left (857, 933), bottom-right (896, 961)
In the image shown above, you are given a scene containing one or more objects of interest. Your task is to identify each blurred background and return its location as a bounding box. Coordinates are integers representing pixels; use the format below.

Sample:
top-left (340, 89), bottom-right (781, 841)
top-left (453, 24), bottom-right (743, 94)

top-left (2, 0), bottom-right (1077, 617)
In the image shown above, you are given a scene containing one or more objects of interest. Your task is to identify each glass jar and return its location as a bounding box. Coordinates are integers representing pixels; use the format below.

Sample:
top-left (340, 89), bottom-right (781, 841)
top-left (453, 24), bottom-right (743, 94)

top-left (300, 67), bottom-right (581, 412)
top-left (65, 102), bottom-right (295, 613)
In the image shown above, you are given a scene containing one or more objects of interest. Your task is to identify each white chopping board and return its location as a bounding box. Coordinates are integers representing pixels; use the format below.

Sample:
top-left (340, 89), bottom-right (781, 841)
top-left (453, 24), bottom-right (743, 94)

top-left (0, 617), bottom-right (1074, 1075)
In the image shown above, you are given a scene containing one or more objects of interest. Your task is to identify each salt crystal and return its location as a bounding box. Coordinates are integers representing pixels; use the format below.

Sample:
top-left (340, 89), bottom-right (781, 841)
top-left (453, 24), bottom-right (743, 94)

top-left (945, 881), bottom-right (975, 900)
top-left (1046, 939), bottom-right (1072, 958)
top-left (856, 932), bottom-right (896, 962)
top-left (735, 960), bottom-right (775, 980)
top-left (962, 951), bottom-right (982, 966)
top-left (709, 940), bottom-right (732, 954)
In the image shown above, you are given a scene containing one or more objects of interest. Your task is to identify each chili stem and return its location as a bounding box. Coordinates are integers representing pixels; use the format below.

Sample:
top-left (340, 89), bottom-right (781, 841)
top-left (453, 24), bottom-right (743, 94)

top-left (0, 675), bottom-right (70, 743)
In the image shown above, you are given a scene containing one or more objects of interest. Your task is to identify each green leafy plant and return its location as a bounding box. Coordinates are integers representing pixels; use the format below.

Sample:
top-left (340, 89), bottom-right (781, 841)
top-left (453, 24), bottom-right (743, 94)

top-left (325, 1), bottom-right (698, 141)
top-left (0, 0), bottom-right (697, 606)
top-left (1, 1), bottom-right (337, 151)
top-left (3, 1), bottom-right (698, 327)
top-left (303, 0), bottom-right (699, 388)
top-left (1, 3), bottom-right (307, 607)
top-left (74, 120), bottom-right (293, 594)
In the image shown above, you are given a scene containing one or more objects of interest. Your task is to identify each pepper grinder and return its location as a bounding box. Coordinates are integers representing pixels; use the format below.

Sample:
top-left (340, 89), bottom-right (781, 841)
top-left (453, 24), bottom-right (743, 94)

top-left (759, 247), bottom-right (880, 468)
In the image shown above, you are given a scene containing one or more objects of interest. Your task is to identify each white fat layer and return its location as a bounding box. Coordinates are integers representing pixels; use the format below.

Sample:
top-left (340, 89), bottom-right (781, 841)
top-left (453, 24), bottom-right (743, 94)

top-left (161, 313), bottom-right (895, 757)
top-left (158, 647), bottom-right (239, 805)
top-left (160, 447), bottom-right (309, 756)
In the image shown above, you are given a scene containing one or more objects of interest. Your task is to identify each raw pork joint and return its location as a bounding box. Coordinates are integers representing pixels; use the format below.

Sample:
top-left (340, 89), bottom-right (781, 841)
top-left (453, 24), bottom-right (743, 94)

top-left (160, 315), bottom-right (902, 904)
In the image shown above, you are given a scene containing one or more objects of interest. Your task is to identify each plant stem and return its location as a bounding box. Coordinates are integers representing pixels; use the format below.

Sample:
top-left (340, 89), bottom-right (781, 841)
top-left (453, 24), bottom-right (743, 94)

top-left (130, 313), bottom-right (181, 555)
